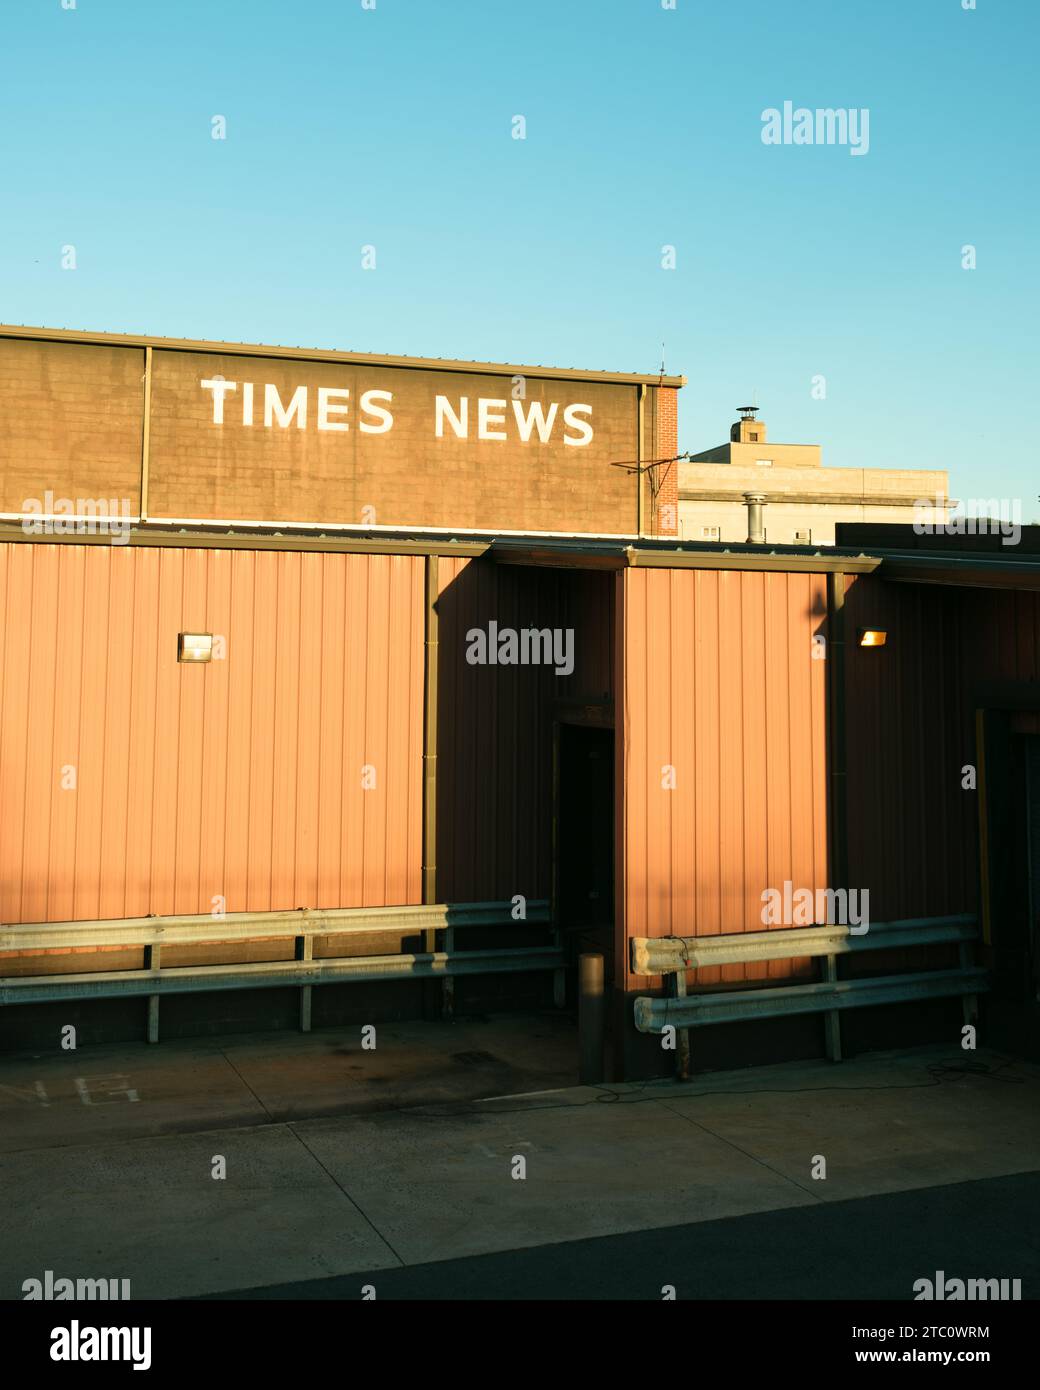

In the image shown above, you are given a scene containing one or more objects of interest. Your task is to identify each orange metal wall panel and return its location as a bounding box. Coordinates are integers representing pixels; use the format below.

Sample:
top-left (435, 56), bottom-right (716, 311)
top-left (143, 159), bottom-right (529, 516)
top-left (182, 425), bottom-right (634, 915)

top-left (50, 546), bottom-right (87, 923)
top-left (845, 575), bottom-right (968, 922)
top-left (739, 575), bottom-right (769, 981)
top-left (618, 567), bottom-right (829, 993)
top-left (0, 542), bottom-right (424, 925)
top-left (97, 550), bottom-right (134, 921)
top-left (198, 550), bottom-right (232, 915)
top-left (844, 576), bottom-right (1040, 924)
top-left (20, 545), bottom-right (59, 925)
top-left (316, 555), bottom-right (346, 907)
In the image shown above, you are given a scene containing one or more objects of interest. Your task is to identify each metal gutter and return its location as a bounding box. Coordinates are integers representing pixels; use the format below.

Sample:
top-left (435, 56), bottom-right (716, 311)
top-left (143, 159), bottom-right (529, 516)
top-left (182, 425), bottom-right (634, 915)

top-left (879, 554), bottom-right (1040, 590)
top-left (0, 519), bottom-right (884, 571)
top-left (0, 521), bottom-right (489, 558)
top-left (624, 547), bottom-right (881, 574)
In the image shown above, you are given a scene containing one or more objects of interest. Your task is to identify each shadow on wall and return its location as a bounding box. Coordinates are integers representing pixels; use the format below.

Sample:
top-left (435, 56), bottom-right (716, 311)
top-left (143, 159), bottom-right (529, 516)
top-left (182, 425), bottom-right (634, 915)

top-left (433, 557), bottom-right (614, 1015)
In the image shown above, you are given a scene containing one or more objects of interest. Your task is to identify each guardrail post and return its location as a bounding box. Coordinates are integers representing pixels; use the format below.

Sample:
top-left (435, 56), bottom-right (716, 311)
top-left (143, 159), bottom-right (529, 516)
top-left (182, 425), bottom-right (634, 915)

top-left (579, 953), bottom-right (605, 1084)
top-left (669, 967), bottom-right (691, 1080)
top-left (441, 927), bottom-right (455, 1020)
top-left (144, 944), bottom-right (160, 1044)
top-left (553, 925), bottom-right (566, 1008)
top-left (959, 940), bottom-right (978, 1028)
top-left (822, 955), bottom-right (842, 1061)
top-left (296, 934), bottom-right (313, 1033)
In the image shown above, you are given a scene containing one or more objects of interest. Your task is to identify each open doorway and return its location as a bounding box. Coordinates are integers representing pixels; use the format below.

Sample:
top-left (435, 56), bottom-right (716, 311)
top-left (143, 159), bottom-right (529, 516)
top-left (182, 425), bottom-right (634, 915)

top-left (977, 711), bottom-right (1040, 1058)
top-left (1024, 733), bottom-right (1040, 1004)
top-left (555, 722), bottom-right (615, 994)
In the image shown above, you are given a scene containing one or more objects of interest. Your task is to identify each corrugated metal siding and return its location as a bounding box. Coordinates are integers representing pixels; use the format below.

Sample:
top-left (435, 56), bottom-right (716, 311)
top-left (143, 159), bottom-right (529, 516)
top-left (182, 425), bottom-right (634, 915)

top-left (844, 576), bottom-right (1040, 923)
top-left (618, 568), bottom-right (829, 991)
top-left (435, 557), bottom-right (613, 903)
top-left (960, 585), bottom-right (1040, 684)
top-left (0, 542), bottom-right (424, 925)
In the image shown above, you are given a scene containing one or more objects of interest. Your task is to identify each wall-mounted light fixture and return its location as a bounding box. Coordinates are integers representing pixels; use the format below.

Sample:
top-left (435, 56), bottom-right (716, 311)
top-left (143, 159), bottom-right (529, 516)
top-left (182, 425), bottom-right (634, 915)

top-left (178, 633), bottom-right (213, 663)
top-left (858, 628), bottom-right (888, 648)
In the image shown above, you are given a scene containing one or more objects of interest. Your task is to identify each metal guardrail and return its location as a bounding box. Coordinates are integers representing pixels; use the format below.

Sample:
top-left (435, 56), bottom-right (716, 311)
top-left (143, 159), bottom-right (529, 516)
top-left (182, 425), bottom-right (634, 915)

top-left (0, 900), bottom-right (549, 952)
top-left (634, 967), bottom-right (990, 1031)
top-left (630, 915), bottom-right (978, 975)
top-left (631, 915), bottom-right (986, 1076)
top-left (0, 900), bottom-right (559, 1042)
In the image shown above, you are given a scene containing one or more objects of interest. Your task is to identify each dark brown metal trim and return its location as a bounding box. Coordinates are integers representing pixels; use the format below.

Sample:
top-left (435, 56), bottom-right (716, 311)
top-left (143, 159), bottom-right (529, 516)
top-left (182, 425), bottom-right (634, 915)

top-left (827, 571), bottom-right (849, 893)
top-left (0, 323), bottom-right (687, 389)
top-left (626, 548), bottom-right (881, 574)
top-left (0, 521), bottom-right (488, 559)
top-left (422, 555), bottom-right (439, 906)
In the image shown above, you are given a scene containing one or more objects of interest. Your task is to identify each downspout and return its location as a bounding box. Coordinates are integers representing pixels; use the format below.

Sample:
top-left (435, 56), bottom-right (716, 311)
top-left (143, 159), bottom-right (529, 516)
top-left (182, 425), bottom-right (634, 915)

top-left (139, 344), bottom-right (152, 522)
top-left (636, 384), bottom-right (645, 537)
top-left (422, 555), bottom-right (439, 906)
top-left (423, 554), bottom-right (442, 1016)
top-left (824, 569), bottom-right (848, 1061)
top-left (826, 570), bottom-right (848, 891)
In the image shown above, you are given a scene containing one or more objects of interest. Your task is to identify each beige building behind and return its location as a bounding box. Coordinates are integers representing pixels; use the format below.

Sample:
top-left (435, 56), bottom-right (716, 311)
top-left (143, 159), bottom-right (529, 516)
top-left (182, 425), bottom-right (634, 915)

top-left (678, 408), bottom-right (951, 545)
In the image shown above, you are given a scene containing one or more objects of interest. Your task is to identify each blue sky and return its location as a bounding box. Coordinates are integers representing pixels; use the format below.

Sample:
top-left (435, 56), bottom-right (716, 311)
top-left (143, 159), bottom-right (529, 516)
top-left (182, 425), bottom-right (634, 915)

top-left (1, 0), bottom-right (1036, 513)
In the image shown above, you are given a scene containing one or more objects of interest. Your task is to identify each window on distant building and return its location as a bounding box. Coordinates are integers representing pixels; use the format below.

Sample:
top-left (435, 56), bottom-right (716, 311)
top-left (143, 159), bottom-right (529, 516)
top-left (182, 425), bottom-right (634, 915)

top-left (794, 529), bottom-right (812, 544)
top-left (701, 525), bottom-right (720, 541)
top-left (749, 431), bottom-right (759, 441)
top-left (755, 458), bottom-right (772, 467)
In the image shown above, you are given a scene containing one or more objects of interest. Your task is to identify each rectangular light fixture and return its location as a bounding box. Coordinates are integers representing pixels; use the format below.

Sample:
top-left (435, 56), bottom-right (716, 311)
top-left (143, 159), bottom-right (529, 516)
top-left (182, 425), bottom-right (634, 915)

top-left (178, 633), bottom-right (213, 663)
top-left (858, 628), bottom-right (887, 648)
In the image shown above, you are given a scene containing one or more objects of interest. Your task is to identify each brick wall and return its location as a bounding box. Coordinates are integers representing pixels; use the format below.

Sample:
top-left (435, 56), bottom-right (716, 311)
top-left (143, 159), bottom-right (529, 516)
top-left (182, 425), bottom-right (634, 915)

top-left (652, 386), bottom-right (679, 536)
top-left (1, 335), bottom-right (686, 539)
top-left (0, 339), bottom-right (142, 514)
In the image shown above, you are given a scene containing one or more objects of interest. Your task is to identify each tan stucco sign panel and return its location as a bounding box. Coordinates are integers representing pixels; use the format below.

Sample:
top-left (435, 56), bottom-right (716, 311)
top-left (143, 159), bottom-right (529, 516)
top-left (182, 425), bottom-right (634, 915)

top-left (146, 350), bottom-right (638, 531)
top-left (0, 339), bottom-right (143, 515)
top-left (1, 336), bottom-right (646, 533)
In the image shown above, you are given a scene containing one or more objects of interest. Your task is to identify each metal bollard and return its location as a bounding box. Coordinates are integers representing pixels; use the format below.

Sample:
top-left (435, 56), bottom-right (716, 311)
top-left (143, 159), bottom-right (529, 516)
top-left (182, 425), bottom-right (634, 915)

top-left (579, 952), bottom-right (606, 1084)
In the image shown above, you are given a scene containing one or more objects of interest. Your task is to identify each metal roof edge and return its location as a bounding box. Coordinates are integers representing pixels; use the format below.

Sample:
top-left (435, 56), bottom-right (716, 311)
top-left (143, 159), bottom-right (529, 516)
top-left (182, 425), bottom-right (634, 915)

top-left (874, 549), bottom-right (1040, 591)
top-left (11, 516), bottom-right (1037, 581)
top-left (0, 324), bottom-right (687, 389)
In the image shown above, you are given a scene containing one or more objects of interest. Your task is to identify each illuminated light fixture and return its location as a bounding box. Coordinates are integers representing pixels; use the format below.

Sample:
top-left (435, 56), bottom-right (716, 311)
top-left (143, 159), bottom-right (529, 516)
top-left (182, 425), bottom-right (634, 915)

top-left (178, 633), bottom-right (213, 663)
top-left (858, 628), bottom-right (887, 648)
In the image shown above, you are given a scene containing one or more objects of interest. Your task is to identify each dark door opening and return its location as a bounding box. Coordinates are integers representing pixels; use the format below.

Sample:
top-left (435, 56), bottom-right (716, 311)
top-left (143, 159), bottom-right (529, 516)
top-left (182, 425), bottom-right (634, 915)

top-left (978, 712), bottom-right (1040, 1058)
top-left (1024, 734), bottom-right (1040, 1003)
top-left (556, 723), bottom-right (614, 935)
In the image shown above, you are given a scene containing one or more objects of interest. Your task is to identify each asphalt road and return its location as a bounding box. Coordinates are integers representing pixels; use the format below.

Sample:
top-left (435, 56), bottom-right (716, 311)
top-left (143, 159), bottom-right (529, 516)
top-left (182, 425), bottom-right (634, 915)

top-left (206, 1169), bottom-right (1040, 1301)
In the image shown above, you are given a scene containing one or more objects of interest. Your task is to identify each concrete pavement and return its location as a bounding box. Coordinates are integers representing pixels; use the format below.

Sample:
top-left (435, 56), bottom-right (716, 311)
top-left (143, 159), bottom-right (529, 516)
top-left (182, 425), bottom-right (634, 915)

top-left (1, 1023), bottom-right (1038, 1300)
